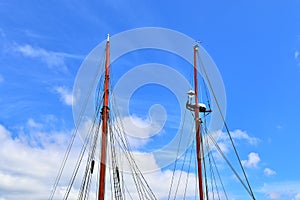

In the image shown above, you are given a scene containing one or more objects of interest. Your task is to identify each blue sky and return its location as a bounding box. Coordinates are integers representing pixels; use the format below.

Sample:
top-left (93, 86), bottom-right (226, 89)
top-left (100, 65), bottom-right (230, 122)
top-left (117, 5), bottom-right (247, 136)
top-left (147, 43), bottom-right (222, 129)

top-left (0, 1), bottom-right (300, 200)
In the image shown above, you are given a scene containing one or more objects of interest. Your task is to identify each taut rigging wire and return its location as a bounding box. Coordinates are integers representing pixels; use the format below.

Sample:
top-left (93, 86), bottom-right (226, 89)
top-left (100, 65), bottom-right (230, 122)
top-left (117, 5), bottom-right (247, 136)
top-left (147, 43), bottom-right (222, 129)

top-left (109, 88), bottom-right (158, 200)
top-left (197, 51), bottom-right (256, 200)
top-left (204, 126), bottom-right (253, 197)
top-left (63, 106), bottom-right (101, 200)
top-left (78, 79), bottom-right (105, 199)
top-left (204, 128), bottom-right (220, 200)
top-left (172, 120), bottom-right (195, 200)
top-left (167, 109), bottom-right (188, 200)
top-left (182, 141), bottom-right (195, 199)
top-left (203, 116), bottom-right (229, 200)
top-left (48, 48), bottom-right (106, 200)
top-left (200, 126), bottom-right (209, 200)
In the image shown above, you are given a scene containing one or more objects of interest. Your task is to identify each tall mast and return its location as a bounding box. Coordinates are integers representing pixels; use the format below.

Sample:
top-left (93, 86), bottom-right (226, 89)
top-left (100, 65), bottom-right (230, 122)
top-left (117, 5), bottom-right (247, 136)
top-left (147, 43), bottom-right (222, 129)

top-left (98, 34), bottom-right (110, 200)
top-left (193, 45), bottom-right (205, 200)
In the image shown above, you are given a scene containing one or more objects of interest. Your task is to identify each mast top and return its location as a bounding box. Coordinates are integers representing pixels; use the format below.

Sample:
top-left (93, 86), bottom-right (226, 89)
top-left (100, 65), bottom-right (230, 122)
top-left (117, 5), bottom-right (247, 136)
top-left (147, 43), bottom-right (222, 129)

top-left (107, 34), bottom-right (110, 42)
top-left (194, 44), bottom-right (199, 51)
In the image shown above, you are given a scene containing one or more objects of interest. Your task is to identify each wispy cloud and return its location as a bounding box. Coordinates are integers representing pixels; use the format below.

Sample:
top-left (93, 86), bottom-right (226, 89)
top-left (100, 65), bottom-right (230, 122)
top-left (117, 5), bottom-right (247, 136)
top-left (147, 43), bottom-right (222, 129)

top-left (114, 115), bottom-right (164, 149)
top-left (229, 129), bottom-right (260, 145)
top-left (54, 86), bottom-right (74, 106)
top-left (0, 123), bottom-right (73, 200)
top-left (27, 118), bottom-right (43, 129)
top-left (295, 50), bottom-right (300, 66)
top-left (264, 167), bottom-right (276, 176)
top-left (216, 129), bottom-right (260, 147)
top-left (12, 43), bottom-right (83, 71)
top-left (294, 193), bottom-right (300, 200)
top-left (267, 192), bottom-right (281, 199)
top-left (260, 181), bottom-right (300, 200)
top-left (241, 152), bottom-right (260, 168)
top-left (211, 129), bottom-right (260, 157)
top-left (23, 29), bottom-right (50, 39)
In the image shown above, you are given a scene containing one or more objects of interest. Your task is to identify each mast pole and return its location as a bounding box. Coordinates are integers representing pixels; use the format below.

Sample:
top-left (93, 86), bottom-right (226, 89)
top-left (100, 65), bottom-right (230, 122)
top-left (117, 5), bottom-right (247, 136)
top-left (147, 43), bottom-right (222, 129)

top-left (98, 34), bottom-right (110, 200)
top-left (193, 45), bottom-right (205, 200)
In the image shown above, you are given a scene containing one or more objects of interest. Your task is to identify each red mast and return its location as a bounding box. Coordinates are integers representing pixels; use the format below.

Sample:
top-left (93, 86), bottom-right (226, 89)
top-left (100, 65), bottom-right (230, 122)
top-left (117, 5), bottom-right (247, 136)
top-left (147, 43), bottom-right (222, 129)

top-left (98, 34), bottom-right (110, 200)
top-left (193, 45), bottom-right (205, 200)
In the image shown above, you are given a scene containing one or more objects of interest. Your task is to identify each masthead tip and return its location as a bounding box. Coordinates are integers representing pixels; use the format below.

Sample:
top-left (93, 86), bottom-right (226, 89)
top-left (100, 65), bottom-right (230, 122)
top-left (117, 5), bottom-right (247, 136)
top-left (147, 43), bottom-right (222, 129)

top-left (107, 34), bottom-right (110, 42)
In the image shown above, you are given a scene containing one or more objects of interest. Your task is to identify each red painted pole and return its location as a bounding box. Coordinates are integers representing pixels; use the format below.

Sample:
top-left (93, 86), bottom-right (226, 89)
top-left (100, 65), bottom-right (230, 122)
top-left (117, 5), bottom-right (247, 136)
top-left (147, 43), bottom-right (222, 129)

top-left (194, 45), bottom-right (205, 200)
top-left (98, 35), bottom-right (110, 200)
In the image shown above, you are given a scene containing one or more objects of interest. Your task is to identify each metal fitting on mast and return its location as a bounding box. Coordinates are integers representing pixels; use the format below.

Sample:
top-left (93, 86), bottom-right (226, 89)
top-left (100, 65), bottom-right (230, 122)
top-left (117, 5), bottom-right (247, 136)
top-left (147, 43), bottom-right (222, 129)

top-left (194, 44), bottom-right (199, 51)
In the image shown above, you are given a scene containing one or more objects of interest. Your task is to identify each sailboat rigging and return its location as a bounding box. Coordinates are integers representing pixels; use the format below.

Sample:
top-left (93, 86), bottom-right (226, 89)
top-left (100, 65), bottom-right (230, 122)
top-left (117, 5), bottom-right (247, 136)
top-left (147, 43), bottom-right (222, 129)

top-left (49, 34), bottom-right (256, 200)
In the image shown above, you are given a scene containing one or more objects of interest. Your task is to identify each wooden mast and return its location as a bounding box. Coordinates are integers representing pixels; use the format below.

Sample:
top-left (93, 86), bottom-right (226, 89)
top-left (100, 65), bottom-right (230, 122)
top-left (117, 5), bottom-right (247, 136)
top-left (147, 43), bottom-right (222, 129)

top-left (193, 45), bottom-right (205, 200)
top-left (98, 34), bottom-right (110, 200)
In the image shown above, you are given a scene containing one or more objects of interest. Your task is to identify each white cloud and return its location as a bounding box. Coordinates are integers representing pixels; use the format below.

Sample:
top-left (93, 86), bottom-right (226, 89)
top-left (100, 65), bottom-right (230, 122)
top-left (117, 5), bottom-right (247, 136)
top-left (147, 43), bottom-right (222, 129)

top-left (227, 129), bottom-right (260, 145)
top-left (214, 129), bottom-right (260, 152)
top-left (267, 192), bottom-right (281, 199)
top-left (27, 118), bottom-right (43, 129)
top-left (293, 192), bottom-right (300, 200)
top-left (209, 129), bottom-right (260, 162)
top-left (54, 86), bottom-right (74, 106)
top-left (0, 122), bottom-right (202, 200)
top-left (216, 140), bottom-right (230, 153)
top-left (0, 125), bottom-right (10, 140)
top-left (0, 124), bottom-right (74, 200)
top-left (1, 119), bottom-right (257, 200)
top-left (264, 168), bottom-right (276, 176)
top-left (109, 151), bottom-right (199, 199)
top-left (260, 181), bottom-right (300, 200)
top-left (12, 43), bottom-right (82, 71)
top-left (294, 193), bottom-right (300, 200)
top-left (241, 152), bottom-right (260, 168)
top-left (145, 169), bottom-right (198, 199)
top-left (115, 115), bottom-right (164, 148)
top-left (14, 44), bottom-right (65, 70)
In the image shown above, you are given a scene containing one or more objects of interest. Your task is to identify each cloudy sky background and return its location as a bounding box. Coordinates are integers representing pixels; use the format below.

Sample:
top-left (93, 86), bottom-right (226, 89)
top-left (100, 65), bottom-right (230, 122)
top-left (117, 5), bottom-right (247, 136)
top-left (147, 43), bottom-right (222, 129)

top-left (1, 1), bottom-right (300, 200)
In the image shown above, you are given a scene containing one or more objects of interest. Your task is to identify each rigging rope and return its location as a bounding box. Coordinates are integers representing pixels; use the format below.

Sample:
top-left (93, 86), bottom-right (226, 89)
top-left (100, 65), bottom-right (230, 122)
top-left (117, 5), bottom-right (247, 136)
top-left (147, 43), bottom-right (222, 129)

top-left (194, 147), bottom-right (198, 200)
top-left (173, 133), bottom-right (191, 199)
top-left (167, 109), bottom-right (187, 200)
top-left (200, 126), bottom-right (209, 200)
top-left (182, 142), bottom-right (195, 199)
top-left (108, 122), bottom-right (123, 200)
top-left (209, 143), bottom-right (229, 200)
top-left (78, 111), bottom-right (102, 200)
top-left (203, 117), bottom-right (228, 200)
top-left (205, 131), bottom-right (219, 200)
top-left (63, 63), bottom-right (105, 199)
top-left (63, 110), bottom-right (100, 200)
top-left (109, 90), bottom-right (158, 200)
top-left (49, 48), bottom-right (106, 200)
top-left (204, 126), bottom-right (253, 197)
top-left (79, 94), bottom-right (102, 200)
top-left (197, 51), bottom-right (256, 200)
